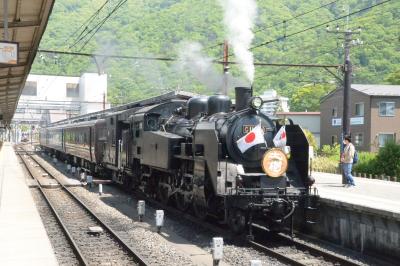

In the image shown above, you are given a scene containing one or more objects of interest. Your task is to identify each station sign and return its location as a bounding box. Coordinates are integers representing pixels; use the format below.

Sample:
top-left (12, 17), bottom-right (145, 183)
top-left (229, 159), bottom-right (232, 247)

top-left (0, 41), bottom-right (19, 65)
top-left (332, 118), bottom-right (342, 126)
top-left (350, 117), bottom-right (364, 125)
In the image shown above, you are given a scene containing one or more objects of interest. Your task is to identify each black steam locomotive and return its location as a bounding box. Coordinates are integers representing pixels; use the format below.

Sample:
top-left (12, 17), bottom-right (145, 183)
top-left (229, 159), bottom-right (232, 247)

top-left (40, 87), bottom-right (317, 234)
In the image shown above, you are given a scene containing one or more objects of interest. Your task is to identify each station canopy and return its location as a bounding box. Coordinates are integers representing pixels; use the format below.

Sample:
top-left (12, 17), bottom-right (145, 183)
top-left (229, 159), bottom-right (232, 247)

top-left (0, 0), bottom-right (54, 126)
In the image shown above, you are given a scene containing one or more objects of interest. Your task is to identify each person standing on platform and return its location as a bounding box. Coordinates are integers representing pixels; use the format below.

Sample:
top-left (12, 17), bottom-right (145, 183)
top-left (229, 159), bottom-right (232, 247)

top-left (341, 135), bottom-right (356, 187)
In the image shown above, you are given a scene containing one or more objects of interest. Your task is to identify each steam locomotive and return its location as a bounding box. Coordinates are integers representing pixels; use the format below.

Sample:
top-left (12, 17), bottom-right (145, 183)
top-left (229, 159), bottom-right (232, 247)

top-left (39, 87), bottom-right (317, 234)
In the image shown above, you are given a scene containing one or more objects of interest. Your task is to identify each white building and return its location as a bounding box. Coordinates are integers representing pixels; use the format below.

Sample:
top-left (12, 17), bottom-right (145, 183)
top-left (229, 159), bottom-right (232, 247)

top-left (13, 73), bottom-right (109, 125)
top-left (9, 73), bottom-right (109, 143)
top-left (260, 90), bottom-right (290, 115)
top-left (276, 112), bottom-right (321, 147)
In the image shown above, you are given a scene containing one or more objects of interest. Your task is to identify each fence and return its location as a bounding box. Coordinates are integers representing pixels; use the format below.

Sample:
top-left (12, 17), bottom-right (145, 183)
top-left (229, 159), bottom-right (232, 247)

top-left (312, 165), bottom-right (398, 182)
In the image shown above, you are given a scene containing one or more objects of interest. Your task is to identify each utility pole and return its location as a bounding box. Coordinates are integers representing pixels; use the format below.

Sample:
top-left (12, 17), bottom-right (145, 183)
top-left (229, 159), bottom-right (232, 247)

top-left (327, 20), bottom-right (362, 184)
top-left (222, 40), bottom-right (229, 95)
top-left (3, 0), bottom-right (9, 41)
top-left (343, 31), bottom-right (353, 137)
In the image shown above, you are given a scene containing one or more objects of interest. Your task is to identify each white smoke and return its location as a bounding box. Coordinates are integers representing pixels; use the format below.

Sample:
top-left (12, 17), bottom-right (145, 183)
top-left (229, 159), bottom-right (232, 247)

top-left (218, 0), bottom-right (257, 83)
top-left (177, 42), bottom-right (246, 92)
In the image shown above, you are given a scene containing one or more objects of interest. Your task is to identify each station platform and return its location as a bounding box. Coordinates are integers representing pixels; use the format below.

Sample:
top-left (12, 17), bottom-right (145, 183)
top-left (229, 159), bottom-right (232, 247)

top-left (0, 142), bottom-right (58, 265)
top-left (313, 171), bottom-right (400, 219)
top-left (312, 171), bottom-right (400, 261)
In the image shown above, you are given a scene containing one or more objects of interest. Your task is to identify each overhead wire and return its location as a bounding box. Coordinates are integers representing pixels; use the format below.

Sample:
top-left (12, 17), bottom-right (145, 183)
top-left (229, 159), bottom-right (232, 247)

top-left (39, 0), bottom-right (120, 95)
top-left (65, 0), bottom-right (112, 45)
top-left (38, 0), bottom-right (396, 94)
top-left (203, 0), bottom-right (340, 51)
top-left (253, 8), bottom-right (399, 68)
top-left (253, 35), bottom-right (399, 83)
top-left (69, 0), bottom-right (127, 51)
top-left (39, 1), bottom-right (128, 96)
top-left (248, 0), bottom-right (393, 52)
top-left (76, 0), bottom-right (128, 51)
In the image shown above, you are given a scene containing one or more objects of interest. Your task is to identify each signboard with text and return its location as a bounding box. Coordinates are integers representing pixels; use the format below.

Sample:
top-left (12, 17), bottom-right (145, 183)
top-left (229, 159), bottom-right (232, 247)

top-left (350, 117), bottom-right (364, 125)
top-left (332, 118), bottom-right (342, 126)
top-left (0, 41), bottom-right (18, 65)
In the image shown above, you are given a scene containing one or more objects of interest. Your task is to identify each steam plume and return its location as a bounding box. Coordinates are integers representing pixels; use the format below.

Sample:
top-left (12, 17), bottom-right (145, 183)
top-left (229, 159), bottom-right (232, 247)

top-left (218, 0), bottom-right (257, 83)
top-left (177, 42), bottom-right (245, 92)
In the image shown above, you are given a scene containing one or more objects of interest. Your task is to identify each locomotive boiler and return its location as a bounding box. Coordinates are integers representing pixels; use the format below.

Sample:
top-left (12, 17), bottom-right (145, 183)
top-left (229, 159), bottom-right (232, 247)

top-left (40, 87), bottom-right (317, 235)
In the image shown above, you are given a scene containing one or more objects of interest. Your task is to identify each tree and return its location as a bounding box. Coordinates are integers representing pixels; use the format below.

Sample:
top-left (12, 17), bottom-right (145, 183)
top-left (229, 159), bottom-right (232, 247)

top-left (29, 0), bottom-right (400, 103)
top-left (303, 128), bottom-right (317, 151)
top-left (385, 69), bottom-right (400, 85)
top-left (375, 141), bottom-right (400, 178)
top-left (290, 84), bottom-right (334, 112)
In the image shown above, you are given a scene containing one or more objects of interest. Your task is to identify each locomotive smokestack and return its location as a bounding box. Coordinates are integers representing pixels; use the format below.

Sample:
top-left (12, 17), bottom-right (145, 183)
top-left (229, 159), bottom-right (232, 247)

top-left (235, 86), bottom-right (252, 111)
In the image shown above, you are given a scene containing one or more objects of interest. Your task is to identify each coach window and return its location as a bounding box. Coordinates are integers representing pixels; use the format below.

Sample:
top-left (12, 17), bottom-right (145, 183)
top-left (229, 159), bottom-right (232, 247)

top-left (111, 130), bottom-right (116, 146)
top-left (84, 132), bottom-right (88, 146)
top-left (134, 122), bottom-right (142, 138)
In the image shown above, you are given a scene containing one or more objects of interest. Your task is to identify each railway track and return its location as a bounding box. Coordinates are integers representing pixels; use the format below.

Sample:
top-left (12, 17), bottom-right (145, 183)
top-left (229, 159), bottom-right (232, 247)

top-left (22, 146), bottom-right (367, 266)
top-left (249, 226), bottom-right (360, 266)
top-left (127, 187), bottom-right (362, 266)
top-left (17, 148), bottom-right (148, 266)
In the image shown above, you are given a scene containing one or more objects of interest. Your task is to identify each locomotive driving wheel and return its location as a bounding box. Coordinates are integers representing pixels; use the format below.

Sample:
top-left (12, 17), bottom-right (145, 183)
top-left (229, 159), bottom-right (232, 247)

top-left (175, 191), bottom-right (192, 212)
top-left (193, 199), bottom-right (208, 220)
top-left (157, 183), bottom-right (170, 205)
top-left (228, 209), bottom-right (247, 234)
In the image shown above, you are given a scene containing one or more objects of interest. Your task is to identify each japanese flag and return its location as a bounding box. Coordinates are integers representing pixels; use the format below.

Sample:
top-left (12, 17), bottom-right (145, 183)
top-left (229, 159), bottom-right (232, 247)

top-left (236, 124), bottom-right (265, 153)
top-left (273, 126), bottom-right (287, 147)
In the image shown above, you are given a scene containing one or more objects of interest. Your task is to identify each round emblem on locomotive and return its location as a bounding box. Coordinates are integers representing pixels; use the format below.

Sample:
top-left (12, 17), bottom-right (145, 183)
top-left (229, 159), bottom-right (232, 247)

top-left (261, 148), bottom-right (288, 178)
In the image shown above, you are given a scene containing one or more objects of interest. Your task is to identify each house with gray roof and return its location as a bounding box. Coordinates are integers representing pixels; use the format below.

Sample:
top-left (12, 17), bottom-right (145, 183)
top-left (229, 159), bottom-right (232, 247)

top-left (320, 84), bottom-right (400, 152)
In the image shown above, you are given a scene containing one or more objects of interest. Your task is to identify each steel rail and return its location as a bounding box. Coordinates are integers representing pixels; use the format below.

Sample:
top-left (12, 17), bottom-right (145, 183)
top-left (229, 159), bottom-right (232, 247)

top-left (249, 224), bottom-right (360, 266)
top-left (278, 233), bottom-right (360, 266)
top-left (249, 236), bottom-right (361, 266)
top-left (19, 148), bottom-right (149, 266)
top-left (25, 145), bottom-right (362, 266)
top-left (132, 189), bottom-right (359, 266)
top-left (249, 240), bottom-right (306, 266)
top-left (17, 151), bottom-right (89, 266)
top-left (131, 183), bottom-right (360, 266)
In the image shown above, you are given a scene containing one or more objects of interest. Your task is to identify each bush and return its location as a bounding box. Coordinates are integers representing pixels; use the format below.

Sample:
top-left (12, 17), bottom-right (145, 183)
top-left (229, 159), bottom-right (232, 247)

top-left (374, 141), bottom-right (400, 178)
top-left (320, 144), bottom-right (340, 159)
top-left (312, 156), bottom-right (339, 173)
top-left (353, 152), bottom-right (378, 175)
top-left (303, 128), bottom-right (318, 152)
top-left (314, 141), bottom-right (400, 180)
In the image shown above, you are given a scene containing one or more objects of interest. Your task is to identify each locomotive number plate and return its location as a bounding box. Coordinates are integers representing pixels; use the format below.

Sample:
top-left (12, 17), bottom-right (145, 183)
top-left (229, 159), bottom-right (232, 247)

top-left (243, 125), bottom-right (268, 134)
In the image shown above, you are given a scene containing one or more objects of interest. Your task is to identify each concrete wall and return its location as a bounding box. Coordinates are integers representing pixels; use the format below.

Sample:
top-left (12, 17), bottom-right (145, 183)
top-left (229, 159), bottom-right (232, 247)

top-left (79, 73), bottom-right (109, 114)
top-left (306, 199), bottom-right (400, 261)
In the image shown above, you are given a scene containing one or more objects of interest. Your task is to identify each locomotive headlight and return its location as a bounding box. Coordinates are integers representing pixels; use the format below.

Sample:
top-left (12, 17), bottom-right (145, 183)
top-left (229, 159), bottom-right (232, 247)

top-left (261, 148), bottom-right (289, 178)
top-left (250, 97), bottom-right (263, 110)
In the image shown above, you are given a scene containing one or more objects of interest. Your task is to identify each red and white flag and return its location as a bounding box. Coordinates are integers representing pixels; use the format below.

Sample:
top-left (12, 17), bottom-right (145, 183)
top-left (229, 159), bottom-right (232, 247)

top-left (236, 124), bottom-right (265, 153)
top-left (273, 126), bottom-right (287, 147)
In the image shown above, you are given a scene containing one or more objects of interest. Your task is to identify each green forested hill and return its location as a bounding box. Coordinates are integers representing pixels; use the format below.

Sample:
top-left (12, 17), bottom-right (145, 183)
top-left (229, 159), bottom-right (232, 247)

top-left (31, 0), bottom-right (399, 109)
